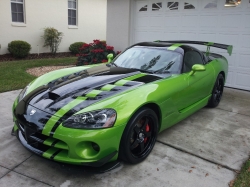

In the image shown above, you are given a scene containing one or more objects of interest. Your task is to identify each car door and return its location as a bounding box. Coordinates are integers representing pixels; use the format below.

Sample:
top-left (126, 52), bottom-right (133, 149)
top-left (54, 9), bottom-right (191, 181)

top-left (179, 51), bottom-right (214, 109)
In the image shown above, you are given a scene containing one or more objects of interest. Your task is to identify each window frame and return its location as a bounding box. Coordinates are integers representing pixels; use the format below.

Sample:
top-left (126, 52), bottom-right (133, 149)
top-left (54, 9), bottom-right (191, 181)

top-left (68, 0), bottom-right (78, 26)
top-left (10, 0), bottom-right (25, 24)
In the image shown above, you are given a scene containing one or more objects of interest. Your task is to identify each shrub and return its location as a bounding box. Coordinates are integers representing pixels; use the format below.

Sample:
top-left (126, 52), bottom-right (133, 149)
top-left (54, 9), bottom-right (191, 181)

top-left (69, 42), bottom-right (85, 54)
top-left (8, 40), bottom-right (31, 58)
top-left (76, 40), bottom-right (117, 66)
top-left (42, 27), bottom-right (63, 54)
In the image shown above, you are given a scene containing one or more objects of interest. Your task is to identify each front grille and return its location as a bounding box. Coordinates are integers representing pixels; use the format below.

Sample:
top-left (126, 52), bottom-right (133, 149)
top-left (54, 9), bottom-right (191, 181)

top-left (18, 123), bottom-right (68, 155)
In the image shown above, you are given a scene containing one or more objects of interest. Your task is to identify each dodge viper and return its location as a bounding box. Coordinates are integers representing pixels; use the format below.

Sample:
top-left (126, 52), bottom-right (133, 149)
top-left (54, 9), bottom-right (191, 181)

top-left (12, 40), bottom-right (232, 167)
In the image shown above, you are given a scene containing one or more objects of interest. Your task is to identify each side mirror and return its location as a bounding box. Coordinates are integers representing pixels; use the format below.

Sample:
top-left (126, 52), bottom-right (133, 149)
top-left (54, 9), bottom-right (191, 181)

top-left (189, 64), bottom-right (206, 76)
top-left (107, 54), bottom-right (114, 63)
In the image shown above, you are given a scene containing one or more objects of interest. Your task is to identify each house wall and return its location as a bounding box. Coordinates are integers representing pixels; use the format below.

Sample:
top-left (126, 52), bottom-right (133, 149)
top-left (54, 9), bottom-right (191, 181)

top-left (106, 0), bottom-right (131, 51)
top-left (0, 0), bottom-right (107, 55)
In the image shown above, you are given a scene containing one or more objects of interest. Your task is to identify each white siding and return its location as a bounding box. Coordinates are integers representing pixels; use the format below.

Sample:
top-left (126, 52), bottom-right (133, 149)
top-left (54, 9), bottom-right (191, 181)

top-left (106, 0), bottom-right (131, 51)
top-left (0, 0), bottom-right (107, 55)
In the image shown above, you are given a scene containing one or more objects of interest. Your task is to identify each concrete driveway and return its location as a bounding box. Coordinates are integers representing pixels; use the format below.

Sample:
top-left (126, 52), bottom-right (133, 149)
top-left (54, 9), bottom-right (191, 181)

top-left (0, 88), bottom-right (249, 187)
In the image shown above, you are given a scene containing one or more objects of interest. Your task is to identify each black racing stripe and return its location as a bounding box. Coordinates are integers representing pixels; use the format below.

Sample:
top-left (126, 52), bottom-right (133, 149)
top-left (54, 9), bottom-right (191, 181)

top-left (49, 120), bottom-right (63, 137)
top-left (48, 72), bottom-right (147, 137)
top-left (51, 140), bottom-right (60, 147)
top-left (48, 81), bottom-right (145, 136)
top-left (50, 150), bottom-right (62, 160)
top-left (132, 74), bottom-right (162, 83)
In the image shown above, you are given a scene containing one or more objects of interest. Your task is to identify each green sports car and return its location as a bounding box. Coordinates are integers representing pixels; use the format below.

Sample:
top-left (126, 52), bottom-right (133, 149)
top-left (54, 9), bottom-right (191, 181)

top-left (12, 40), bottom-right (232, 167)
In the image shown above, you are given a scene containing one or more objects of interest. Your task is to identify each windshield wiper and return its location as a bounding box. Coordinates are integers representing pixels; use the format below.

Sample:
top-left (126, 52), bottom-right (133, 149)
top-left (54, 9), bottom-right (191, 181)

top-left (129, 68), bottom-right (154, 74)
top-left (106, 62), bottom-right (118, 67)
top-left (154, 61), bottom-right (175, 74)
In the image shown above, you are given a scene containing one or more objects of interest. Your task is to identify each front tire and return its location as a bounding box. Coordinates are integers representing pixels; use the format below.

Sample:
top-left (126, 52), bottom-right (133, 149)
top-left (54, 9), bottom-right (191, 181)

top-left (207, 74), bottom-right (225, 108)
top-left (119, 107), bottom-right (158, 164)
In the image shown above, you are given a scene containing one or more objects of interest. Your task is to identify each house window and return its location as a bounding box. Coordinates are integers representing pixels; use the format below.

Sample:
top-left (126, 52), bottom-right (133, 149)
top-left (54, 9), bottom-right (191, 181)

top-left (184, 2), bottom-right (195, 9)
top-left (152, 3), bottom-right (162, 11)
top-left (139, 5), bottom-right (148, 11)
top-left (11, 0), bottom-right (24, 23)
top-left (68, 0), bottom-right (77, 25)
top-left (167, 2), bottom-right (179, 10)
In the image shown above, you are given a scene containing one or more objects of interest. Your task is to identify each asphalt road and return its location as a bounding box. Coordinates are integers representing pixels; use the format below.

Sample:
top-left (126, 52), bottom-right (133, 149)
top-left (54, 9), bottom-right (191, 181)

top-left (0, 88), bottom-right (249, 187)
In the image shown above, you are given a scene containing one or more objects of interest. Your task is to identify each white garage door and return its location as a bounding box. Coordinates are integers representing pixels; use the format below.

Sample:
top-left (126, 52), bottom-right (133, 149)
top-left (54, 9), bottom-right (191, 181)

top-left (132, 0), bottom-right (250, 91)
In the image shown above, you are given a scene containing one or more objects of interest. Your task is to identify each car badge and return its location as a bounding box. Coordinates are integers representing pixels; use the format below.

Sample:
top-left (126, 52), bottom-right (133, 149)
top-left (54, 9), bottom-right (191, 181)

top-left (30, 109), bottom-right (36, 116)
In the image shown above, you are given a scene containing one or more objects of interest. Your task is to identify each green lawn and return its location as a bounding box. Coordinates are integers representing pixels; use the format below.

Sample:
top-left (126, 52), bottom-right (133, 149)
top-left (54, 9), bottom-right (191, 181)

top-left (233, 160), bottom-right (250, 187)
top-left (0, 57), bottom-right (77, 93)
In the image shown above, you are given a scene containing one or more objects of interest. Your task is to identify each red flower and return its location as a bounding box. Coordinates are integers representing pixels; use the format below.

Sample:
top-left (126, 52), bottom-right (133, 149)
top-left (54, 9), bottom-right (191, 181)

top-left (92, 49), bottom-right (104, 53)
top-left (93, 59), bottom-right (97, 62)
top-left (93, 39), bottom-right (101, 44)
top-left (83, 62), bottom-right (88, 65)
top-left (102, 59), bottom-right (108, 63)
top-left (76, 54), bottom-right (80, 57)
top-left (106, 46), bottom-right (114, 51)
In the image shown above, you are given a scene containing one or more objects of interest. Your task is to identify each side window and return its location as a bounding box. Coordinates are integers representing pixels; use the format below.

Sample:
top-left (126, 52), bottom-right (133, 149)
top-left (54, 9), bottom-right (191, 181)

top-left (68, 0), bottom-right (77, 25)
top-left (11, 0), bottom-right (25, 23)
top-left (183, 51), bottom-right (203, 73)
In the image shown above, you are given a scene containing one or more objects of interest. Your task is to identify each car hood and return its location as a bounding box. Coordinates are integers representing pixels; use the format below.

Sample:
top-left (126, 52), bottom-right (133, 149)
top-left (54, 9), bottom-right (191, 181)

top-left (17, 64), bottom-right (164, 119)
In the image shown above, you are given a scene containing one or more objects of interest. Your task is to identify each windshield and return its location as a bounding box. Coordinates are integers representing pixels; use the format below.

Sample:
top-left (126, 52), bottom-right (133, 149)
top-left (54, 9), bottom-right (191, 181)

top-left (113, 46), bottom-right (183, 74)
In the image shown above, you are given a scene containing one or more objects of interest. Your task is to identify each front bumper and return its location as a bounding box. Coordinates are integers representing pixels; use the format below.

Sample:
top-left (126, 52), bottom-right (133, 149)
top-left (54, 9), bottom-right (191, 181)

top-left (16, 129), bottom-right (117, 167)
top-left (13, 118), bottom-right (125, 166)
top-left (13, 100), bottom-right (125, 167)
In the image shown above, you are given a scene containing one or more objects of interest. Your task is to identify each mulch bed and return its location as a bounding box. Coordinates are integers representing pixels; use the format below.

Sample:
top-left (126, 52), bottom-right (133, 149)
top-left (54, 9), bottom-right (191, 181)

top-left (0, 52), bottom-right (76, 62)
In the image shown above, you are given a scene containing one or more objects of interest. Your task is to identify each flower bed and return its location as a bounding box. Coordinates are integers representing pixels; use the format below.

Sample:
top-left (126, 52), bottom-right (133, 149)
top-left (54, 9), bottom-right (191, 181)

top-left (76, 40), bottom-right (120, 66)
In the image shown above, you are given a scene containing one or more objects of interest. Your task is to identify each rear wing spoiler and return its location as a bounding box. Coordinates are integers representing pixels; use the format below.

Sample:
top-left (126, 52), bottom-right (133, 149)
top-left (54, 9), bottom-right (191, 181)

top-left (155, 40), bottom-right (233, 56)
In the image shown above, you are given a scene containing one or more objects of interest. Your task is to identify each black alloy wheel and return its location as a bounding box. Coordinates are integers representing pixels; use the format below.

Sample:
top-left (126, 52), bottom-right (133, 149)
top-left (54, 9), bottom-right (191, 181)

top-left (207, 74), bottom-right (225, 108)
top-left (119, 107), bottom-right (158, 164)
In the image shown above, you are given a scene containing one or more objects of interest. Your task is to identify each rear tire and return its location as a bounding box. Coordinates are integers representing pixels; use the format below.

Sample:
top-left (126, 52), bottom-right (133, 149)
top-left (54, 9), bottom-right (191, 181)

top-left (207, 74), bottom-right (224, 108)
top-left (119, 107), bottom-right (158, 164)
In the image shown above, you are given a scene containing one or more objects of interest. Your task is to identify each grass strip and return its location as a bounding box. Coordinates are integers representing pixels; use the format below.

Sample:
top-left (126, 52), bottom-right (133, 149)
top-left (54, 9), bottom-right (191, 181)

top-left (0, 57), bottom-right (77, 93)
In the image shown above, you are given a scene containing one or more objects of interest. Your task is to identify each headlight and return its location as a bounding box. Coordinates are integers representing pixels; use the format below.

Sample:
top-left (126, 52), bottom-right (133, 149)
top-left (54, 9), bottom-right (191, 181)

top-left (62, 109), bottom-right (117, 129)
top-left (18, 84), bottom-right (29, 102)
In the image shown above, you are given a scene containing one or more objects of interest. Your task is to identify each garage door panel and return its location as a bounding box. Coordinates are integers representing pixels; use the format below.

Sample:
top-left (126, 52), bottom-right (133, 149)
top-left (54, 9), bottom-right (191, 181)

top-left (150, 16), bottom-right (165, 28)
top-left (135, 16), bottom-right (150, 28)
top-left (135, 30), bottom-right (164, 42)
top-left (199, 15), bottom-right (218, 28)
top-left (235, 73), bottom-right (250, 90)
top-left (240, 34), bottom-right (250, 49)
top-left (134, 31), bottom-right (150, 42)
top-left (180, 32), bottom-right (197, 40)
top-left (217, 33), bottom-right (239, 49)
top-left (243, 14), bottom-right (250, 30)
top-left (162, 31), bottom-right (180, 40)
top-left (147, 31), bottom-right (164, 41)
top-left (225, 71), bottom-right (234, 87)
top-left (164, 15), bottom-right (181, 28)
top-left (238, 54), bottom-right (250, 70)
top-left (133, 0), bottom-right (250, 91)
top-left (181, 15), bottom-right (199, 28)
top-left (219, 14), bottom-right (242, 29)
top-left (198, 32), bottom-right (217, 42)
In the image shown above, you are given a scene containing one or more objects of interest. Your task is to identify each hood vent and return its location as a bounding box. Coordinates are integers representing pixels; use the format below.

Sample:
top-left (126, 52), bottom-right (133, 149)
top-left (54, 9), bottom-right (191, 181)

top-left (48, 92), bottom-right (60, 100)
